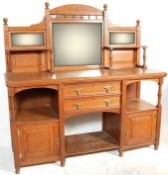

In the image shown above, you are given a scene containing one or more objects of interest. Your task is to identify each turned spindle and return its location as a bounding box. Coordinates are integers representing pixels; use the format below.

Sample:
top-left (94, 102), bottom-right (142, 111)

top-left (142, 46), bottom-right (147, 68)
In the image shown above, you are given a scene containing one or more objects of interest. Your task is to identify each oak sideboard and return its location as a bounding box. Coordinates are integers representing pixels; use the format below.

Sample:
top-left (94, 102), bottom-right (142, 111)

top-left (3, 3), bottom-right (167, 173)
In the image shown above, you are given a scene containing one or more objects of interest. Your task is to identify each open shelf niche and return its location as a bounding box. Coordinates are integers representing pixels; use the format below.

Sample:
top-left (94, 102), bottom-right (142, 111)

top-left (14, 88), bottom-right (59, 123)
top-left (64, 112), bottom-right (119, 156)
top-left (126, 81), bottom-right (157, 113)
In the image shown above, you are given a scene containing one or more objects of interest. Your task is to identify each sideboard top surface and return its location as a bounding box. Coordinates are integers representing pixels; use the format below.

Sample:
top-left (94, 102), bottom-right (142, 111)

top-left (5, 67), bottom-right (167, 87)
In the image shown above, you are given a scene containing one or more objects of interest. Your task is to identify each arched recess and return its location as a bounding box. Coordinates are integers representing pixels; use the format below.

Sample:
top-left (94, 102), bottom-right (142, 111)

top-left (14, 86), bottom-right (58, 94)
top-left (14, 87), bottom-right (58, 122)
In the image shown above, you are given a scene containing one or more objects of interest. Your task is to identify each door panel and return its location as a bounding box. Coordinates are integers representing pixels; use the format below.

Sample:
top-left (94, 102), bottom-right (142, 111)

top-left (125, 111), bottom-right (157, 146)
top-left (17, 121), bottom-right (60, 166)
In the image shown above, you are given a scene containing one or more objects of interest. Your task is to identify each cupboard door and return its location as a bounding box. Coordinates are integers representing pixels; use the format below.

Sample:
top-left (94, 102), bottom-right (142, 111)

top-left (125, 111), bottom-right (157, 146)
top-left (17, 122), bottom-right (60, 166)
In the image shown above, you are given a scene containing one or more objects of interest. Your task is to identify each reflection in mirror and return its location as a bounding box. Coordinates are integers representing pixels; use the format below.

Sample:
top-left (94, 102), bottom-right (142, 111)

top-left (109, 32), bottom-right (135, 45)
top-left (12, 33), bottom-right (44, 46)
top-left (52, 23), bottom-right (102, 66)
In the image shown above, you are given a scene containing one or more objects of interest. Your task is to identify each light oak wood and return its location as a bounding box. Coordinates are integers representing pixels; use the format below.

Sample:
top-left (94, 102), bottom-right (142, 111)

top-left (17, 121), bottom-right (60, 166)
top-left (64, 95), bottom-right (120, 115)
top-left (5, 68), bottom-right (166, 87)
top-left (124, 111), bottom-right (157, 146)
top-left (126, 99), bottom-right (156, 113)
top-left (65, 131), bottom-right (118, 156)
top-left (3, 2), bottom-right (167, 174)
top-left (49, 4), bottom-right (103, 16)
top-left (16, 107), bottom-right (58, 123)
top-left (10, 51), bottom-right (48, 72)
top-left (63, 82), bottom-right (120, 98)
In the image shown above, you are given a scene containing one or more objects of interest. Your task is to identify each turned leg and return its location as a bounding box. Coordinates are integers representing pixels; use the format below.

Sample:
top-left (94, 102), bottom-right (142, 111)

top-left (119, 151), bottom-right (123, 157)
top-left (15, 168), bottom-right (20, 174)
top-left (58, 85), bottom-right (66, 168)
top-left (60, 159), bottom-right (65, 167)
top-left (119, 81), bottom-right (126, 158)
top-left (154, 145), bottom-right (159, 150)
top-left (154, 78), bottom-right (163, 151)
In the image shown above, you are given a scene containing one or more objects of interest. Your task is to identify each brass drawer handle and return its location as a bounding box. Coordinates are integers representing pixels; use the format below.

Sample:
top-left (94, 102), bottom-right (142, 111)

top-left (74, 104), bottom-right (81, 110)
top-left (104, 86), bottom-right (112, 93)
top-left (104, 100), bottom-right (112, 107)
top-left (74, 89), bottom-right (81, 95)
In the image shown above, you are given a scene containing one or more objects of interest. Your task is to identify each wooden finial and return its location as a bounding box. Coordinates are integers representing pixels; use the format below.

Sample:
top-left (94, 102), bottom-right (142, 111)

top-left (45, 2), bottom-right (49, 9)
top-left (103, 4), bottom-right (108, 11)
top-left (136, 20), bottom-right (140, 27)
top-left (3, 18), bottom-right (8, 25)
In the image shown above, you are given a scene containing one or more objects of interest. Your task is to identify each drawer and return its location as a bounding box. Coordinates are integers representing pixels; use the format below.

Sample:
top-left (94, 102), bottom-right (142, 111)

top-left (64, 96), bottom-right (120, 113)
top-left (63, 82), bottom-right (120, 98)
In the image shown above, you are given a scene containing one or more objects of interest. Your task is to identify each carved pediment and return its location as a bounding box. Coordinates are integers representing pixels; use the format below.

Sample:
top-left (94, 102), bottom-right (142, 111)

top-left (49, 4), bottom-right (103, 16)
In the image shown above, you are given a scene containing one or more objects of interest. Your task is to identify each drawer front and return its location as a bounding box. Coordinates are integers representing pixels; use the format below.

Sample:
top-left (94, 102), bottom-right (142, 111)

top-left (63, 82), bottom-right (120, 98)
top-left (64, 96), bottom-right (120, 113)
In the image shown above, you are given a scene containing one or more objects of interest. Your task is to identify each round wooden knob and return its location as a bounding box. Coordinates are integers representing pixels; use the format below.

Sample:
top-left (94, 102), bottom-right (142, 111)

top-left (103, 4), bottom-right (108, 10)
top-left (136, 20), bottom-right (140, 26)
top-left (3, 18), bottom-right (8, 25)
top-left (45, 2), bottom-right (49, 9)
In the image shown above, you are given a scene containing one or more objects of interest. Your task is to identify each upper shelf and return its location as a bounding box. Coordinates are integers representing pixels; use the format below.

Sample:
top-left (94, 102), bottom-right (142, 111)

top-left (103, 46), bottom-right (139, 50)
top-left (6, 48), bottom-right (51, 52)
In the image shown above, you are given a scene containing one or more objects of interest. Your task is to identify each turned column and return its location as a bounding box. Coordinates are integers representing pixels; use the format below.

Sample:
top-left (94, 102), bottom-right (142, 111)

top-left (155, 78), bottom-right (163, 150)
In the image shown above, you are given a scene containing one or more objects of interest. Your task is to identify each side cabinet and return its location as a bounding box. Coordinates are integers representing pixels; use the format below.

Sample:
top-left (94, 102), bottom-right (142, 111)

top-left (124, 111), bottom-right (157, 148)
top-left (16, 121), bottom-right (60, 166)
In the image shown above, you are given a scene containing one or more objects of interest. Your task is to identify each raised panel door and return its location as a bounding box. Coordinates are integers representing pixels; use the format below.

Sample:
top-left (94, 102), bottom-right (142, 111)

top-left (125, 111), bottom-right (157, 146)
top-left (17, 121), bottom-right (60, 166)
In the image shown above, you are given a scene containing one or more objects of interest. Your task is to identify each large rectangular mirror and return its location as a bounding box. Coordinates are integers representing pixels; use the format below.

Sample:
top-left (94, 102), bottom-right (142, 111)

top-left (52, 23), bottom-right (102, 67)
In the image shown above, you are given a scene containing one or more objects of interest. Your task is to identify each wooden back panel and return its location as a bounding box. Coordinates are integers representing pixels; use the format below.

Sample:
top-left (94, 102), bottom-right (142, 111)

top-left (15, 88), bottom-right (57, 111)
top-left (3, 3), bottom-right (106, 73)
top-left (9, 51), bottom-right (48, 72)
top-left (3, 19), bottom-right (51, 73)
top-left (3, 3), bottom-right (141, 73)
top-left (103, 21), bottom-right (141, 69)
top-left (104, 49), bottom-right (136, 69)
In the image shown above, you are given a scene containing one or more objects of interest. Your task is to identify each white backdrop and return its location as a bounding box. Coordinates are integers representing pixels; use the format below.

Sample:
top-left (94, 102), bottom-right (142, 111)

top-left (0, 0), bottom-right (168, 147)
